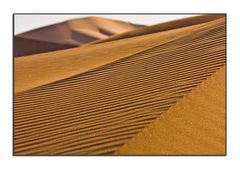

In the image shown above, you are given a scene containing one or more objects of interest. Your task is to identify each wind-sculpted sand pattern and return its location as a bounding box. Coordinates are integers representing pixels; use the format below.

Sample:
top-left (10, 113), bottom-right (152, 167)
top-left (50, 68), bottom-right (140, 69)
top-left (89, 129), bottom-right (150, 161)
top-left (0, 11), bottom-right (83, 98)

top-left (117, 66), bottom-right (225, 155)
top-left (14, 15), bottom-right (226, 155)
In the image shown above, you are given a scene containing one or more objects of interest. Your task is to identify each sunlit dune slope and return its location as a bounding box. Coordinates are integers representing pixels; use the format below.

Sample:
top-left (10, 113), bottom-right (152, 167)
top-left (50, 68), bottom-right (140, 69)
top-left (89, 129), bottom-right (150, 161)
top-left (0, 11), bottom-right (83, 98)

top-left (14, 16), bottom-right (144, 57)
top-left (15, 17), bottom-right (223, 94)
top-left (91, 14), bottom-right (224, 44)
top-left (117, 66), bottom-right (225, 155)
top-left (14, 15), bottom-right (225, 155)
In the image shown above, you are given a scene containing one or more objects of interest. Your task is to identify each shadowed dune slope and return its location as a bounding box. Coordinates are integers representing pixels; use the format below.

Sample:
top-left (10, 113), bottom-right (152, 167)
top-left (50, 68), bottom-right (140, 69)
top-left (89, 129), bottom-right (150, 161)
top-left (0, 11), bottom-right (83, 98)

top-left (14, 16), bottom-right (144, 57)
top-left (14, 36), bottom-right (78, 57)
top-left (117, 65), bottom-right (225, 155)
top-left (92, 14), bottom-right (224, 44)
top-left (14, 16), bottom-right (225, 155)
top-left (15, 17), bottom-right (223, 94)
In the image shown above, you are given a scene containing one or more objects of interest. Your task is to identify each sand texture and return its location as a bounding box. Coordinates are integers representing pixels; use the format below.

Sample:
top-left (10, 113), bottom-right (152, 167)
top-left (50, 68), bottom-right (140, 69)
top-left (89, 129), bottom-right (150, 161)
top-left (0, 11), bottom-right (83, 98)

top-left (14, 15), bottom-right (226, 155)
top-left (117, 66), bottom-right (225, 155)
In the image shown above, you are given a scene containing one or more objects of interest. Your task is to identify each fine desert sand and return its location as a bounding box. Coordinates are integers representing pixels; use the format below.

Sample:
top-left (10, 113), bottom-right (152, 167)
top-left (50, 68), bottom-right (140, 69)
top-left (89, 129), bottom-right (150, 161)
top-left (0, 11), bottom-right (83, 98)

top-left (14, 14), bottom-right (226, 155)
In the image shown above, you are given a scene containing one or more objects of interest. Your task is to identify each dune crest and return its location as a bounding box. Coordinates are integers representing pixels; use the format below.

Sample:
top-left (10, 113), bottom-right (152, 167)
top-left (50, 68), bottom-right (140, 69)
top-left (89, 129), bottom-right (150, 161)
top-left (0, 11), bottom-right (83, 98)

top-left (14, 16), bottom-right (144, 57)
top-left (91, 14), bottom-right (224, 44)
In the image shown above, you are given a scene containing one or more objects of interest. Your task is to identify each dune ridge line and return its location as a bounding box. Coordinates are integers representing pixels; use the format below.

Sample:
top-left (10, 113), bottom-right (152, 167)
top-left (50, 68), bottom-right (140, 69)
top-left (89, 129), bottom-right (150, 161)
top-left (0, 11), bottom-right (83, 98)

top-left (117, 65), bottom-right (226, 155)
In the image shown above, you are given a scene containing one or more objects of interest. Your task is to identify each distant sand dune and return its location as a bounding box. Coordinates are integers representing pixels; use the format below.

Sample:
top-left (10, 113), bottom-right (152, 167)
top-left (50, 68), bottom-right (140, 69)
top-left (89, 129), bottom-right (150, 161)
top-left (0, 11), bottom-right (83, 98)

top-left (14, 15), bottom-right (226, 155)
top-left (14, 16), bottom-right (144, 57)
top-left (14, 36), bottom-right (78, 57)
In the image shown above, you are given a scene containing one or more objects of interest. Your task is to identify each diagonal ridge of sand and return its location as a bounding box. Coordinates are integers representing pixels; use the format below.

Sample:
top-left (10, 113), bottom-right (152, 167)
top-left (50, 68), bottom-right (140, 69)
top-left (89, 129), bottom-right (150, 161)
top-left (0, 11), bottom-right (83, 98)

top-left (116, 65), bottom-right (225, 155)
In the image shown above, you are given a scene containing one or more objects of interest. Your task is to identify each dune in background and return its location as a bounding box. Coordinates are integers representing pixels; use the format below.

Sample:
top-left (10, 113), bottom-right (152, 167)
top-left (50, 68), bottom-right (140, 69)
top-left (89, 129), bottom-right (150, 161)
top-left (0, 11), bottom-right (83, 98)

top-left (14, 36), bottom-right (78, 57)
top-left (14, 15), bottom-right (226, 155)
top-left (14, 16), bottom-right (144, 57)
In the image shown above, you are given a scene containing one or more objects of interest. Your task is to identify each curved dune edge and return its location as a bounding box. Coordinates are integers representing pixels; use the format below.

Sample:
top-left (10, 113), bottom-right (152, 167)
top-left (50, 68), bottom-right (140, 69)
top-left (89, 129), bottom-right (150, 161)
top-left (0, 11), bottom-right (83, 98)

top-left (17, 16), bottom-right (143, 45)
top-left (116, 65), bottom-right (225, 155)
top-left (15, 18), bottom-right (213, 94)
top-left (91, 14), bottom-right (224, 45)
top-left (14, 16), bottom-right (144, 57)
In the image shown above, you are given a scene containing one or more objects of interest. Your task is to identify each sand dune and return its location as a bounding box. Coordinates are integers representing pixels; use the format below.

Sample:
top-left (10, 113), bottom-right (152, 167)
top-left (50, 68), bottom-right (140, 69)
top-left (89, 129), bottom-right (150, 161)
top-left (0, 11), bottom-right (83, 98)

top-left (14, 15), bottom-right (226, 155)
top-left (14, 16), bottom-right (144, 57)
top-left (15, 16), bottom-right (224, 94)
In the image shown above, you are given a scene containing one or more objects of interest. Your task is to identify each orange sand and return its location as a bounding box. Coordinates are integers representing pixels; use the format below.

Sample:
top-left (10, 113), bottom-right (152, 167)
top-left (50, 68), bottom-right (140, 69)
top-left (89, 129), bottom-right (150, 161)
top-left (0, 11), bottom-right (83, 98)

top-left (15, 16), bottom-right (224, 94)
top-left (14, 15), bottom-right (226, 155)
top-left (117, 66), bottom-right (225, 155)
top-left (91, 14), bottom-right (223, 44)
